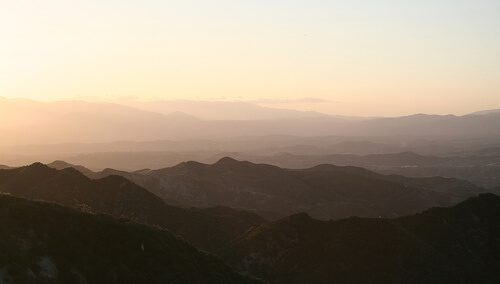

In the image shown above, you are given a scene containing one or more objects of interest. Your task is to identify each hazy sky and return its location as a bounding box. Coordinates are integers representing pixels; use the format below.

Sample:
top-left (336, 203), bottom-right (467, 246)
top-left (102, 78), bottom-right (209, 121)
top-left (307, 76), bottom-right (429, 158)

top-left (1, 0), bottom-right (499, 116)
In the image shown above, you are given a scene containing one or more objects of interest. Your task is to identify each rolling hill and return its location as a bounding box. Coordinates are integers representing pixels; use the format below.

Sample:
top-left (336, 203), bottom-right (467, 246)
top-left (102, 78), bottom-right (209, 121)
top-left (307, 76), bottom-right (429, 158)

top-left (227, 193), bottom-right (500, 283)
top-left (0, 194), bottom-right (262, 283)
top-left (47, 160), bottom-right (94, 176)
top-left (91, 157), bottom-right (486, 220)
top-left (0, 163), bottom-right (267, 253)
top-left (240, 152), bottom-right (500, 188)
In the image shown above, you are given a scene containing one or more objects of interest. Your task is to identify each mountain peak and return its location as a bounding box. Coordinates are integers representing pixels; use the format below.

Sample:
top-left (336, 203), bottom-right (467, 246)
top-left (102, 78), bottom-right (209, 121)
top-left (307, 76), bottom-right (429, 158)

top-left (26, 162), bottom-right (52, 171)
top-left (47, 160), bottom-right (94, 175)
top-left (57, 166), bottom-right (89, 179)
top-left (29, 161), bottom-right (46, 166)
top-left (48, 160), bottom-right (72, 168)
top-left (215, 157), bottom-right (239, 165)
top-left (164, 111), bottom-right (200, 120)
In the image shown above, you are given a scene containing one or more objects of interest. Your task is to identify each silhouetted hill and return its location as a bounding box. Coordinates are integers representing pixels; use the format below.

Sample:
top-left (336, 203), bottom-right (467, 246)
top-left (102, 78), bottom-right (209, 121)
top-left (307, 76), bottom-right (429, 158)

top-left (244, 152), bottom-right (500, 188)
top-left (0, 194), bottom-right (262, 283)
top-left (93, 158), bottom-right (485, 220)
top-left (47, 160), bottom-right (94, 176)
top-left (0, 163), bottom-right (267, 253)
top-left (305, 163), bottom-right (483, 197)
top-left (227, 194), bottom-right (500, 283)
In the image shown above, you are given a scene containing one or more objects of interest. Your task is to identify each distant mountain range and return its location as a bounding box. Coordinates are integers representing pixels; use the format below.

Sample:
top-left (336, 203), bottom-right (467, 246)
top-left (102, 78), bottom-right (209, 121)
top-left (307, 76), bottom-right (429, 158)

top-left (245, 151), bottom-right (449, 167)
top-left (469, 108), bottom-right (500, 115)
top-left (2, 143), bottom-right (498, 189)
top-left (238, 152), bottom-right (500, 188)
top-left (0, 97), bottom-right (498, 146)
top-left (117, 99), bottom-right (334, 120)
top-left (88, 157), bottom-right (487, 220)
top-left (227, 193), bottom-right (500, 283)
top-left (0, 137), bottom-right (472, 158)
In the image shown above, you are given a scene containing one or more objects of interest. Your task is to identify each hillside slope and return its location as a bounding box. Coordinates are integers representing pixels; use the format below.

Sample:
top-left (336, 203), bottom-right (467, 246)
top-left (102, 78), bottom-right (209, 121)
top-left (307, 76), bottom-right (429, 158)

top-left (227, 194), bottom-right (500, 283)
top-left (92, 158), bottom-right (486, 220)
top-left (0, 164), bottom-right (266, 253)
top-left (0, 194), bottom-right (262, 283)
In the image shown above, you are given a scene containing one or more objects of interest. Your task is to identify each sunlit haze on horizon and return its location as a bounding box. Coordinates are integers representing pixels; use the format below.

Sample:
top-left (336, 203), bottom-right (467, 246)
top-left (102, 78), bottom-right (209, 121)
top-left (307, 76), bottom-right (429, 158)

top-left (1, 1), bottom-right (499, 116)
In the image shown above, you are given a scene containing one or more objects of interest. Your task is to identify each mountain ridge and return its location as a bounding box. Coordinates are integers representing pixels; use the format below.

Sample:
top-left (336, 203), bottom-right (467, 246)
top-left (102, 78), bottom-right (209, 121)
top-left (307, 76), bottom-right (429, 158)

top-left (227, 193), bottom-right (500, 283)
top-left (1, 96), bottom-right (499, 146)
top-left (90, 157), bottom-right (486, 220)
top-left (0, 163), bottom-right (267, 253)
top-left (0, 193), bottom-right (263, 283)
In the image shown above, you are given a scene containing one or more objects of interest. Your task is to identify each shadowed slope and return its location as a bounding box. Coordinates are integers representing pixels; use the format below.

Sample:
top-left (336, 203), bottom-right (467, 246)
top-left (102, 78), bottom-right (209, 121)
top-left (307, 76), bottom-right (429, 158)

top-left (92, 158), bottom-right (486, 220)
top-left (47, 160), bottom-right (94, 176)
top-left (227, 194), bottom-right (500, 283)
top-left (0, 194), bottom-right (262, 283)
top-left (0, 164), bottom-right (266, 253)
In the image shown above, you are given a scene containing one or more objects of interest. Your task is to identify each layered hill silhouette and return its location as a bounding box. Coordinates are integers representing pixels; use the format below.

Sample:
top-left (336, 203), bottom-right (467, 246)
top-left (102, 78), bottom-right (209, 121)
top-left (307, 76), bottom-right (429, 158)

top-left (0, 163), bottom-right (266, 253)
top-left (47, 160), bottom-right (94, 176)
top-left (246, 151), bottom-right (499, 188)
top-left (259, 151), bottom-right (450, 168)
top-left (0, 194), bottom-right (262, 283)
top-left (1, 97), bottom-right (499, 146)
top-left (91, 157), bottom-right (486, 220)
top-left (227, 194), bottom-right (500, 283)
top-left (3, 134), bottom-right (496, 191)
top-left (5, 136), bottom-right (495, 158)
top-left (1, 160), bottom-right (497, 283)
top-left (118, 99), bottom-right (331, 120)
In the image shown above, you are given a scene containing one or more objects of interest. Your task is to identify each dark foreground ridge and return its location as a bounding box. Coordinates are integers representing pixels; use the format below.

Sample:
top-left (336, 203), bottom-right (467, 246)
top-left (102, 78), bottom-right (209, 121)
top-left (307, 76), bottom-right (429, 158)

top-left (0, 163), bottom-right (267, 254)
top-left (1, 162), bottom-right (498, 283)
top-left (227, 193), bottom-right (500, 283)
top-left (0, 194), bottom-right (263, 283)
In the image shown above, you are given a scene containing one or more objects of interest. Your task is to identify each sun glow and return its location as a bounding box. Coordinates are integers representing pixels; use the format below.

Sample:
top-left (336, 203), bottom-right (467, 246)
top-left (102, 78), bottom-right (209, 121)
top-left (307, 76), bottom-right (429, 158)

top-left (1, 1), bottom-right (499, 116)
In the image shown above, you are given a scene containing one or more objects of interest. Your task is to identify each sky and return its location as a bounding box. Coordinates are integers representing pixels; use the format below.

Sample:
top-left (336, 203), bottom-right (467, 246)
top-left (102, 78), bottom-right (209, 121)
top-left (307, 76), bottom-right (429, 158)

top-left (1, 0), bottom-right (499, 116)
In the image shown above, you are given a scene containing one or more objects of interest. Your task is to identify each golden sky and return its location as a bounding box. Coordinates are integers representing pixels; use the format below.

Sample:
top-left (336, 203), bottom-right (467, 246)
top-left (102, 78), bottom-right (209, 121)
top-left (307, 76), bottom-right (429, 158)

top-left (1, 1), bottom-right (499, 116)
